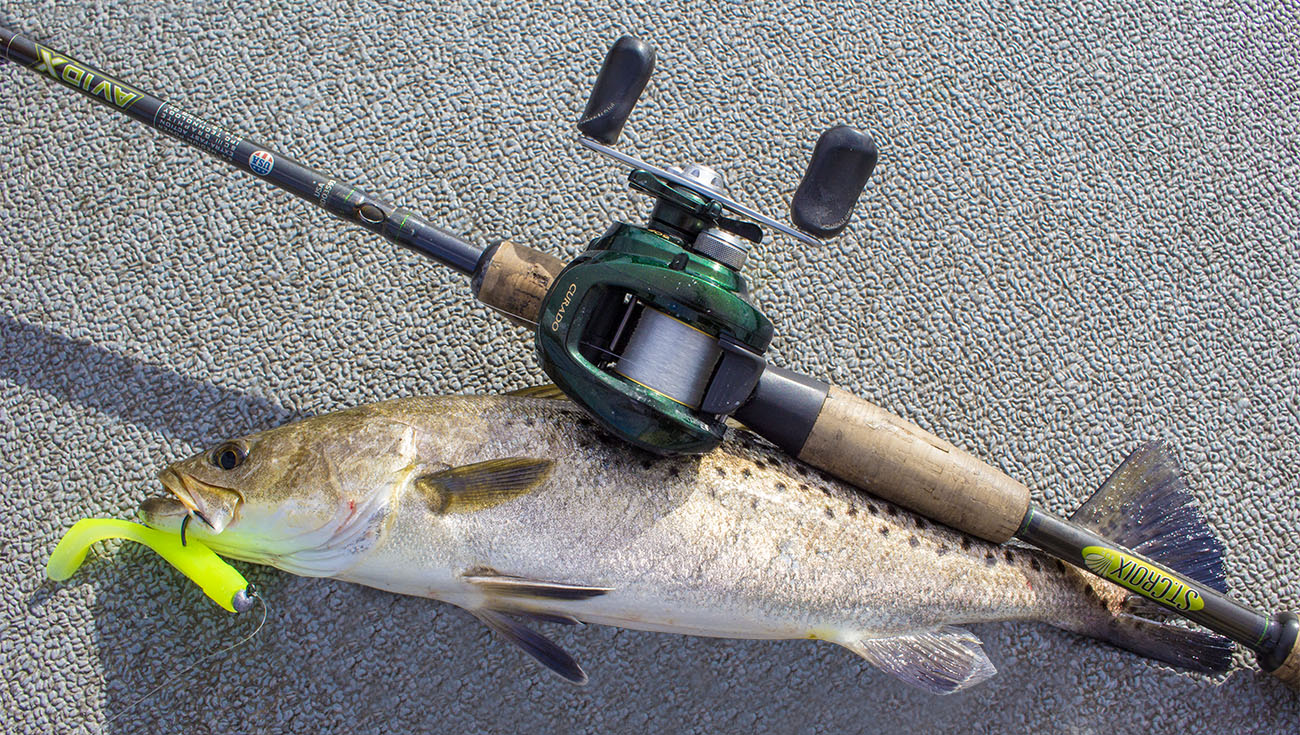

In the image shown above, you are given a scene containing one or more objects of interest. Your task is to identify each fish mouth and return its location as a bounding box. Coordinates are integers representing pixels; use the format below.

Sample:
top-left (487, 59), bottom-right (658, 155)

top-left (149, 468), bottom-right (242, 534)
top-left (157, 468), bottom-right (200, 513)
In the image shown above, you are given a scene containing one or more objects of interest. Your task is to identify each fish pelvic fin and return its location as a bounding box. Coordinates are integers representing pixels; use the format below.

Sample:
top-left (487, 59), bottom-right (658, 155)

top-left (471, 608), bottom-right (588, 684)
top-left (839, 627), bottom-right (997, 695)
top-left (1069, 441), bottom-right (1226, 593)
top-left (416, 458), bottom-right (553, 514)
top-left (464, 569), bottom-right (613, 601)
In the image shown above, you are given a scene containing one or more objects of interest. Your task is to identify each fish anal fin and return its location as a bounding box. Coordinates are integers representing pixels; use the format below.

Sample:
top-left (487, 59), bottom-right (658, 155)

top-left (472, 608), bottom-right (588, 684)
top-left (841, 627), bottom-right (997, 695)
top-left (416, 458), bottom-right (553, 514)
top-left (506, 384), bottom-right (569, 400)
top-left (1069, 442), bottom-right (1226, 593)
top-left (464, 569), bottom-right (612, 601)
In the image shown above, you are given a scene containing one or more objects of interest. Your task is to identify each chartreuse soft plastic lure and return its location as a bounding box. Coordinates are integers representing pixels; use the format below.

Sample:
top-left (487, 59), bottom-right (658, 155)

top-left (47, 518), bottom-right (254, 613)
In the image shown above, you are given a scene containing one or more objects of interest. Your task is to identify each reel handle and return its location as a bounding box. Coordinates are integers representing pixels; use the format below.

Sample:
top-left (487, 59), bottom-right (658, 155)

top-left (790, 126), bottom-right (878, 238)
top-left (578, 36), bottom-right (656, 145)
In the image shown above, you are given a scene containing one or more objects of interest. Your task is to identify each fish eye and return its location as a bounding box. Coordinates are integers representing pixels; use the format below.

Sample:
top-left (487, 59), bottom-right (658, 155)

top-left (211, 442), bottom-right (247, 471)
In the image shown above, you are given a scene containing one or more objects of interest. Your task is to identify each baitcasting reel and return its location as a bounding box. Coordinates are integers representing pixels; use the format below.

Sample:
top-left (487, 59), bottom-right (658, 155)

top-left (534, 38), bottom-right (876, 454)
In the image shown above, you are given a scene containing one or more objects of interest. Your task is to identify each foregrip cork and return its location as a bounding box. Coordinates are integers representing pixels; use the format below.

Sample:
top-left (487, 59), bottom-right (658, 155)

top-left (471, 241), bottom-right (564, 327)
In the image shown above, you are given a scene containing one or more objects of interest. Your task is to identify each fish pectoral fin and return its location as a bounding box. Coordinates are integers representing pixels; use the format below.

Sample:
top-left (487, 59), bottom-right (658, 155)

top-left (464, 570), bottom-right (613, 601)
top-left (840, 626), bottom-right (997, 695)
top-left (416, 458), bottom-right (554, 514)
top-left (505, 384), bottom-right (569, 400)
top-left (472, 608), bottom-right (588, 684)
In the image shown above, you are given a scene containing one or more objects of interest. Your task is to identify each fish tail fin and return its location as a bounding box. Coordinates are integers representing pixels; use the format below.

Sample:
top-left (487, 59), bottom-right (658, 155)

top-left (1051, 441), bottom-right (1233, 673)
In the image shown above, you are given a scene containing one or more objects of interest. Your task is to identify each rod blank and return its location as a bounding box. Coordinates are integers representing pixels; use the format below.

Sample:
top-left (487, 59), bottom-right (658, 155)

top-left (1, 26), bottom-right (481, 275)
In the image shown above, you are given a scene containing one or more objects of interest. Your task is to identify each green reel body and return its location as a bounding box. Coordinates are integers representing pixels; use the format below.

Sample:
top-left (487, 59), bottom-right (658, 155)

top-left (536, 213), bottom-right (771, 455)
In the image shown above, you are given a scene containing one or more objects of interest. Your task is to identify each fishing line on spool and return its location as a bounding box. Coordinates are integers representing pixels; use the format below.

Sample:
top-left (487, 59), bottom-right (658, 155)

top-left (614, 307), bottom-right (720, 408)
top-left (102, 590), bottom-right (269, 729)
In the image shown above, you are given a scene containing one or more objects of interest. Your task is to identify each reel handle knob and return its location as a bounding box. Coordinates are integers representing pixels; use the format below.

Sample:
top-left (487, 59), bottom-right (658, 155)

top-left (790, 125), bottom-right (878, 238)
top-left (578, 36), bottom-right (656, 145)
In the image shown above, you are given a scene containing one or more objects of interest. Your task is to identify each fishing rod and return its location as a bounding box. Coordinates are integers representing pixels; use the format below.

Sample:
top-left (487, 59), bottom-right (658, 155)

top-left (4, 27), bottom-right (1296, 687)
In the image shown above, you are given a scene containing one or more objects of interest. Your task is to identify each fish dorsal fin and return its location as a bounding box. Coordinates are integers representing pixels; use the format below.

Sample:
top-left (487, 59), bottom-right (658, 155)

top-left (416, 458), bottom-right (553, 514)
top-left (1069, 442), bottom-right (1226, 593)
top-left (506, 384), bottom-right (569, 400)
top-left (471, 608), bottom-right (588, 684)
top-left (464, 569), bottom-right (613, 601)
top-left (842, 627), bottom-right (997, 694)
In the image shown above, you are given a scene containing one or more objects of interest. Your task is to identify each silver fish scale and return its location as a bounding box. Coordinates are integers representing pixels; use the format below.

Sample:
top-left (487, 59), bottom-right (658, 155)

top-left (332, 395), bottom-right (1109, 641)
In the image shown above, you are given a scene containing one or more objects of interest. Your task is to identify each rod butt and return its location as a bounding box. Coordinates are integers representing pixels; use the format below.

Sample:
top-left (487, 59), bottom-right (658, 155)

top-left (1262, 612), bottom-right (1300, 690)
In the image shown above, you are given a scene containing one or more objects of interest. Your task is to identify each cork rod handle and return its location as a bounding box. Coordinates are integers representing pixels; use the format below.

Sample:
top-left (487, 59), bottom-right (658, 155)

top-left (471, 241), bottom-right (565, 327)
top-left (797, 387), bottom-right (1032, 543)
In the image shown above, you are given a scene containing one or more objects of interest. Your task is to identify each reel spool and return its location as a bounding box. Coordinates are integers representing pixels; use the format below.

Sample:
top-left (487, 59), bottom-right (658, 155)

top-left (615, 307), bottom-right (721, 409)
top-left (535, 37), bottom-right (876, 454)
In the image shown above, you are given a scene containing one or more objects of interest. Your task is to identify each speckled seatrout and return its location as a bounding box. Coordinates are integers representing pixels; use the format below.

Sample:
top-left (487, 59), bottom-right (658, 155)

top-left (139, 393), bottom-right (1231, 693)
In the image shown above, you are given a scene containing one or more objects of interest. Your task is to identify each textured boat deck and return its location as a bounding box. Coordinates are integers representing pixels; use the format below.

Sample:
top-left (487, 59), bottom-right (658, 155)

top-left (1, 1), bottom-right (1297, 731)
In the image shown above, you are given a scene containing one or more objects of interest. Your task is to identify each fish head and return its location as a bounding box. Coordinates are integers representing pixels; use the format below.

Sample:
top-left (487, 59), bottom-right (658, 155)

top-left (140, 407), bottom-right (419, 573)
top-left (154, 439), bottom-right (254, 534)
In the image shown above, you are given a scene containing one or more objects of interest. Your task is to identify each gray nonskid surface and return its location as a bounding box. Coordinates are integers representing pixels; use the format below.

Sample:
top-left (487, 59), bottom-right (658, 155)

top-left (1, 1), bottom-right (1297, 733)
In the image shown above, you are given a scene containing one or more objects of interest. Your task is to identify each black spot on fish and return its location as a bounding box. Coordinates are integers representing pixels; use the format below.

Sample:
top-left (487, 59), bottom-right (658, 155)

top-left (742, 468), bottom-right (753, 479)
top-left (961, 537), bottom-right (973, 551)
top-left (776, 482), bottom-right (787, 492)
top-left (915, 518), bottom-right (927, 530)
top-left (867, 504), bottom-right (878, 515)
top-left (1004, 550), bottom-right (1015, 563)
top-left (825, 507), bottom-right (835, 519)
top-left (716, 467), bottom-right (727, 478)
top-left (1055, 560), bottom-right (1066, 574)
top-left (669, 467), bottom-right (681, 478)
top-left (524, 417), bottom-right (536, 427)
top-left (640, 458), bottom-right (654, 470)
top-left (879, 526), bottom-right (889, 536)
top-left (937, 544), bottom-right (950, 556)
top-left (752, 498), bottom-right (760, 510)
top-left (795, 465), bottom-right (810, 477)
top-left (847, 506), bottom-right (858, 517)
top-left (817, 485), bottom-right (829, 497)
top-left (885, 505), bottom-right (898, 517)
top-left (908, 536), bottom-right (919, 547)
top-left (1030, 558), bottom-right (1042, 572)
top-left (985, 552), bottom-right (997, 566)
